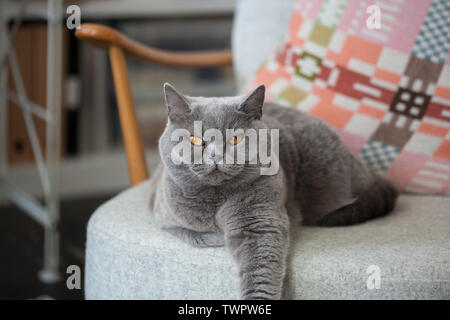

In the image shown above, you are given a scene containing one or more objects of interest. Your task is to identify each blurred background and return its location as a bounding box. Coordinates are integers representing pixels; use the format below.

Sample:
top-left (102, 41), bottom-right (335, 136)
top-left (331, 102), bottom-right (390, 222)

top-left (0, 0), bottom-right (236, 299)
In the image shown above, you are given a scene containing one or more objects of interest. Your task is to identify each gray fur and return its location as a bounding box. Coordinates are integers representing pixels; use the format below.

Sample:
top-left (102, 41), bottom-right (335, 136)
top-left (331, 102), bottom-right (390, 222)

top-left (149, 83), bottom-right (397, 300)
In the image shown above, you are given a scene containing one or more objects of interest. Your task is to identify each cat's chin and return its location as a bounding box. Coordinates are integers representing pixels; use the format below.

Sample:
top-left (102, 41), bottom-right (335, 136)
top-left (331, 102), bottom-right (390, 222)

top-left (198, 170), bottom-right (233, 186)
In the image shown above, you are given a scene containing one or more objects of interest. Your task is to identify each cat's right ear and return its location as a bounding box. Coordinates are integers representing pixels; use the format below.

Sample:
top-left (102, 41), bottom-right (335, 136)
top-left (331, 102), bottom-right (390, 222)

top-left (239, 84), bottom-right (265, 120)
top-left (163, 83), bottom-right (191, 123)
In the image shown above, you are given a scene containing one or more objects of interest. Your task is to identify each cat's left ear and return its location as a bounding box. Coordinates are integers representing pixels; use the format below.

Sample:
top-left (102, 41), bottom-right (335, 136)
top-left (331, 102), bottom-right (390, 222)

top-left (238, 84), bottom-right (265, 120)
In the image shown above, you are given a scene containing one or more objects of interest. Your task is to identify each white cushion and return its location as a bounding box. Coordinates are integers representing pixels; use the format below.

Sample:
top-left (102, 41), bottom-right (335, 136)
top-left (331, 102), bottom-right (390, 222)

top-left (232, 0), bottom-right (296, 90)
top-left (85, 180), bottom-right (450, 299)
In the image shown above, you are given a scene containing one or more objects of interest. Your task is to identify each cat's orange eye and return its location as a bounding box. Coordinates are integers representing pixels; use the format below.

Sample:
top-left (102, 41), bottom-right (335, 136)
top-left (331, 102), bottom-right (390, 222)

top-left (190, 135), bottom-right (203, 146)
top-left (229, 135), bottom-right (243, 145)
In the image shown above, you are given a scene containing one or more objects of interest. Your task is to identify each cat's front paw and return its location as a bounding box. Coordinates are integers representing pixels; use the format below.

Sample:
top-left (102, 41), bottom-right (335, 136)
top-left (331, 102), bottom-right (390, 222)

top-left (165, 226), bottom-right (225, 248)
top-left (195, 232), bottom-right (225, 248)
top-left (241, 290), bottom-right (281, 300)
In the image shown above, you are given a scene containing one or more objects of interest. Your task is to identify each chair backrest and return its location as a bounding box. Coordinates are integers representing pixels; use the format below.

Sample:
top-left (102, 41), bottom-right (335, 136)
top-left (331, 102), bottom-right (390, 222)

top-left (232, 0), bottom-right (295, 90)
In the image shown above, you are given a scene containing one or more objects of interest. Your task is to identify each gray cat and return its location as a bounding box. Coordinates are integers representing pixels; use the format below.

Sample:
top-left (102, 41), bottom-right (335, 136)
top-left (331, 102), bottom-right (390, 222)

top-left (149, 83), bottom-right (397, 300)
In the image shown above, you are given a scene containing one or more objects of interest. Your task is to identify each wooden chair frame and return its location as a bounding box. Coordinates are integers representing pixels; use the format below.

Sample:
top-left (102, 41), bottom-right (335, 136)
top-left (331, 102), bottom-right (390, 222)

top-left (75, 23), bottom-right (232, 186)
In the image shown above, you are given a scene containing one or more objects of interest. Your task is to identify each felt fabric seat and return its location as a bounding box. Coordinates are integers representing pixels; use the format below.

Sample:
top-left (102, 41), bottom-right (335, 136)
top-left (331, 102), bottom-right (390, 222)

top-left (85, 180), bottom-right (450, 299)
top-left (84, 0), bottom-right (450, 299)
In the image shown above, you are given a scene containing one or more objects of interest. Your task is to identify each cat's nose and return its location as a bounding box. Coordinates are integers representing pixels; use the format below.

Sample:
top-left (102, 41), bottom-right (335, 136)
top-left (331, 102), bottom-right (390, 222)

top-left (210, 152), bottom-right (222, 164)
top-left (206, 142), bottom-right (223, 164)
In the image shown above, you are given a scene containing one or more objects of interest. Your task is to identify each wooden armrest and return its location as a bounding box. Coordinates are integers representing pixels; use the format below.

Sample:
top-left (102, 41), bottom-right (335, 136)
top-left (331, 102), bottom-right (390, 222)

top-left (75, 23), bottom-right (232, 67)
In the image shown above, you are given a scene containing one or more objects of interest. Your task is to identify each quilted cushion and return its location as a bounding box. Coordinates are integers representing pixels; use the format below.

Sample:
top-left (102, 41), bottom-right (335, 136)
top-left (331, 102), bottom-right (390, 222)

top-left (85, 180), bottom-right (450, 299)
top-left (247, 0), bottom-right (450, 195)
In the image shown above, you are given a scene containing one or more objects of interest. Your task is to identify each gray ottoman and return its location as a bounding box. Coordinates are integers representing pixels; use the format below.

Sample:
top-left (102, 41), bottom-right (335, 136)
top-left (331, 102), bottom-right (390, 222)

top-left (85, 180), bottom-right (450, 299)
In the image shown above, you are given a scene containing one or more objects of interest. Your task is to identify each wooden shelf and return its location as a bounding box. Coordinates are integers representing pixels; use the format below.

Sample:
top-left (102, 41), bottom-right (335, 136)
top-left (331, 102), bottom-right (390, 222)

top-left (0, 149), bottom-right (160, 202)
top-left (1, 0), bottom-right (236, 198)
top-left (4, 0), bottom-right (236, 21)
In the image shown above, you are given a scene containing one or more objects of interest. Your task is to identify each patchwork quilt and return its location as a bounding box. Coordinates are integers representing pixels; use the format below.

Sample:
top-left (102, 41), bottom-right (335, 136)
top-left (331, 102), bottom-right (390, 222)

top-left (247, 0), bottom-right (450, 195)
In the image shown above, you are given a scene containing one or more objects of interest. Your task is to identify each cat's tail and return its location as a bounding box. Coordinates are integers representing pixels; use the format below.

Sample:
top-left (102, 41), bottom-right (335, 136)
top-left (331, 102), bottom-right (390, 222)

top-left (316, 175), bottom-right (398, 227)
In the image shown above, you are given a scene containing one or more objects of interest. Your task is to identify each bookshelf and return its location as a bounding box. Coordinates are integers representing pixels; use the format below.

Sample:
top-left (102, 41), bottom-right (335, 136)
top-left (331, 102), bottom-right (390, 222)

top-left (1, 0), bottom-right (65, 284)
top-left (2, 0), bottom-right (236, 199)
top-left (3, 0), bottom-right (236, 20)
top-left (0, 0), bottom-right (236, 286)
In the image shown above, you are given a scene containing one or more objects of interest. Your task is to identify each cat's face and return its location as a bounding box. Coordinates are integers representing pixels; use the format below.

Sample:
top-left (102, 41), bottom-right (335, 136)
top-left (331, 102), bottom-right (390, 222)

top-left (159, 83), bottom-right (268, 187)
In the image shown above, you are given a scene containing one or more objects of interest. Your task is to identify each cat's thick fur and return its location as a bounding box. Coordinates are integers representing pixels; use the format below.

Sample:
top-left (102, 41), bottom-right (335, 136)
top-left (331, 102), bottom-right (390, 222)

top-left (149, 83), bottom-right (397, 299)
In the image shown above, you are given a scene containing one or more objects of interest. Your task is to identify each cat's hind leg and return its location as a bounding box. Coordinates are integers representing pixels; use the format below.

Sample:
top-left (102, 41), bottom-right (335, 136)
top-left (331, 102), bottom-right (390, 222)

top-left (164, 226), bottom-right (225, 247)
top-left (314, 176), bottom-right (397, 227)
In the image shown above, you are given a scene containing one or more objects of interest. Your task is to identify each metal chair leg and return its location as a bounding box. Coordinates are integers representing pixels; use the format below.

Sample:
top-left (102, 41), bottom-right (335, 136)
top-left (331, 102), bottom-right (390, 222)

top-left (38, 0), bottom-right (63, 284)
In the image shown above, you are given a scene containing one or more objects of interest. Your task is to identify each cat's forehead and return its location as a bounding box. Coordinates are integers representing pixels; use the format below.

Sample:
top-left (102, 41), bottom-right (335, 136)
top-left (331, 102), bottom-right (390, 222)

top-left (186, 95), bottom-right (245, 129)
top-left (186, 95), bottom-right (244, 108)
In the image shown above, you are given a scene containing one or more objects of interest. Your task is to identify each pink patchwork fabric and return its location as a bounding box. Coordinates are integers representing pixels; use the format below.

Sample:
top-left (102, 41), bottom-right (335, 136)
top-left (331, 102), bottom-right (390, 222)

top-left (247, 0), bottom-right (450, 195)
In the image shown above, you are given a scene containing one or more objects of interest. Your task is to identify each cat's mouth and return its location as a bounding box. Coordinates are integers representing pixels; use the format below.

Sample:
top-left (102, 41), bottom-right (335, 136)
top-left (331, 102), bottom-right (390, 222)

top-left (208, 168), bottom-right (228, 177)
top-left (207, 167), bottom-right (230, 177)
top-left (191, 163), bottom-right (240, 185)
top-left (201, 167), bottom-right (233, 185)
